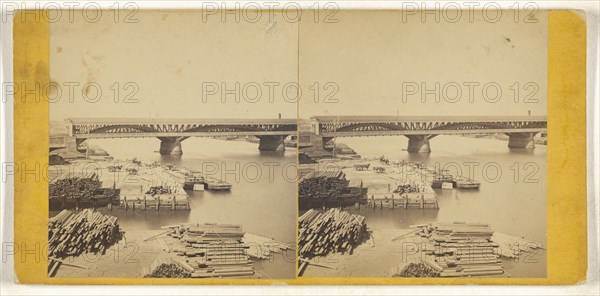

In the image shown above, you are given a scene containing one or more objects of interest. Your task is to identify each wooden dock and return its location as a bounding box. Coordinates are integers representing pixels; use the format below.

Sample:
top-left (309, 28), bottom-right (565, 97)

top-left (118, 194), bottom-right (190, 211)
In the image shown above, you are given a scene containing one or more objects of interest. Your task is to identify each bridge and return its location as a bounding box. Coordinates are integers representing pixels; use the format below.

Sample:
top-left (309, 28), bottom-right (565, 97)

top-left (64, 118), bottom-right (297, 154)
top-left (310, 116), bottom-right (547, 153)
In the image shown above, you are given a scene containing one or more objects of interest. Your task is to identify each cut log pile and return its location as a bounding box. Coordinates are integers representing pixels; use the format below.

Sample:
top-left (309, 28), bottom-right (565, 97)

top-left (143, 259), bottom-right (191, 278)
top-left (164, 223), bottom-right (257, 278)
top-left (391, 263), bottom-right (440, 277)
top-left (298, 169), bottom-right (369, 211)
top-left (49, 173), bottom-right (103, 199)
top-left (298, 208), bottom-right (367, 258)
top-left (416, 222), bottom-right (507, 277)
top-left (48, 209), bottom-right (119, 259)
top-left (299, 171), bottom-right (348, 200)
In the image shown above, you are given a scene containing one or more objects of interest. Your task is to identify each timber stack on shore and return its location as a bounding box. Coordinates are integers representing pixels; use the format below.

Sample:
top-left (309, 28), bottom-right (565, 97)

top-left (299, 171), bottom-right (347, 200)
top-left (416, 222), bottom-right (507, 277)
top-left (298, 171), bottom-right (366, 209)
top-left (49, 172), bottom-right (102, 195)
top-left (49, 173), bottom-right (118, 210)
top-left (48, 209), bottom-right (119, 258)
top-left (47, 209), bottom-right (119, 276)
top-left (298, 208), bottom-right (367, 258)
top-left (165, 223), bottom-right (256, 278)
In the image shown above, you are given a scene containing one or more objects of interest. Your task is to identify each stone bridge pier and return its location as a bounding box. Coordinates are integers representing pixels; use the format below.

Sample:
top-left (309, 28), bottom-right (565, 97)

top-left (406, 135), bottom-right (433, 153)
top-left (507, 132), bottom-right (536, 149)
top-left (158, 137), bottom-right (188, 155)
top-left (258, 135), bottom-right (286, 151)
top-left (309, 135), bottom-right (333, 151)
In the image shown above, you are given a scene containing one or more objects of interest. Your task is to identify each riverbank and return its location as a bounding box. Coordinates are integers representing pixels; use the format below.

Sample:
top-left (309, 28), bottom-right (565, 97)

top-left (48, 137), bottom-right (297, 279)
top-left (300, 227), bottom-right (545, 278)
top-left (52, 228), bottom-right (294, 279)
top-left (298, 135), bottom-right (547, 278)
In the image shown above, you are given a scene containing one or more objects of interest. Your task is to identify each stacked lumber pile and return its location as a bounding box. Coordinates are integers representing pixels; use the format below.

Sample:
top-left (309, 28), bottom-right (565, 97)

top-left (391, 263), bottom-right (440, 277)
top-left (48, 209), bottom-right (119, 258)
top-left (416, 222), bottom-right (506, 277)
top-left (49, 173), bottom-right (102, 199)
top-left (165, 223), bottom-right (256, 278)
top-left (298, 171), bottom-right (348, 200)
top-left (298, 208), bottom-right (366, 258)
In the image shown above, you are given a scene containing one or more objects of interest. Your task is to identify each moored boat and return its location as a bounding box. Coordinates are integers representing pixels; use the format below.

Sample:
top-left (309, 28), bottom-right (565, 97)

top-left (183, 172), bottom-right (206, 190)
top-left (205, 179), bottom-right (232, 191)
top-left (455, 178), bottom-right (481, 189)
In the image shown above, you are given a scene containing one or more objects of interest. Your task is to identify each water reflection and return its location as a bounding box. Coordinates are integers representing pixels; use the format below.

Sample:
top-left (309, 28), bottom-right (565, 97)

top-left (338, 135), bottom-right (547, 243)
top-left (82, 137), bottom-right (297, 244)
top-left (159, 154), bottom-right (183, 163)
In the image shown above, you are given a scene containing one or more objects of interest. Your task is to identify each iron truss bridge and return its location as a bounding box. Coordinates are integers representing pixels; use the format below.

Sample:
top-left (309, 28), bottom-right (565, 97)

top-left (310, 116), bottom-right (547, 137)
top-left (66, 118), bottom-right (298, 139)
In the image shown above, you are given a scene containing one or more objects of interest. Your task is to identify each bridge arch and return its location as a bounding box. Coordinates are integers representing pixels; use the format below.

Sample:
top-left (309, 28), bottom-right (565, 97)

top-left (335, 122), bottom-right (408, 133)
top-left (185, 124), bottom-right (269, 133)
top-left (432, 122), bottom-right (513, 131)
top-left (84, 124), bottom-right (159, 135)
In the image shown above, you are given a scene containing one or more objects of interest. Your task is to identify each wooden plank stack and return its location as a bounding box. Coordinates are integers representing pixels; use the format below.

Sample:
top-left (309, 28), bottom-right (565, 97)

top-left (164, 223), bottom-right (256, 278)
top-left (48, 209), bottom-right (119, 258)
top-left (298, 208), bottom-right (367, 258)
top-left (416, 222), bottom-right (507, 277)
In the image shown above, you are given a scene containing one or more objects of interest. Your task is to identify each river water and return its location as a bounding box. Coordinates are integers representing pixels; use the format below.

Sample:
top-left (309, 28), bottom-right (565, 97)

top-left (55, 135), bottom-right (546, 278)
top-left (336, 135), bottom-right (547, 277)
top-left (81, 137), bottom-right (298, 279)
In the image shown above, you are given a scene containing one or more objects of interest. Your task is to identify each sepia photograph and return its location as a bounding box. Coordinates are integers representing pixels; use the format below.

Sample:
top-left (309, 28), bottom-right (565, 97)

top-left (46, 11), bottom-right (298, 279)
top-left (3, 1), bottom-right (594, 293)
top-left (297, 10), bottom-right (547, 278)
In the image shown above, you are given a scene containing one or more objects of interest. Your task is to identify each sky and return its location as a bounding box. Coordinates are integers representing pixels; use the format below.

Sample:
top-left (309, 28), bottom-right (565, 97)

top-left (299, 10), bottom-right (548, 117)
top-left (50, 11), bottom-right (298, 122)
top-left (49, 10), bottom-right (547, 122)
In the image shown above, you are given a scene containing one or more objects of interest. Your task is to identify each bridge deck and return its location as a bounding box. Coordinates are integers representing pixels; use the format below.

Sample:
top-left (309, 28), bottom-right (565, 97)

top-left (67, 118), bottom-right (297, 125)
top-left (318, 129), bottom-right (546, 137)
top-left (311, 115), bottom-right (547, 122)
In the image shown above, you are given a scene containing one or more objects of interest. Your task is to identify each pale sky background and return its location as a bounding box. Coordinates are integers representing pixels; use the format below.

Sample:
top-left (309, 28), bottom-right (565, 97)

top-left (50, 11), bottom-right (298, 122)
top-left (50, 10), bottom-right (547, 122)
top-left (299, 10), bottom-right (548, 117)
